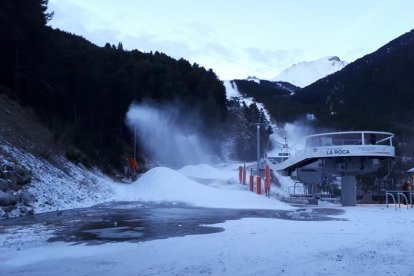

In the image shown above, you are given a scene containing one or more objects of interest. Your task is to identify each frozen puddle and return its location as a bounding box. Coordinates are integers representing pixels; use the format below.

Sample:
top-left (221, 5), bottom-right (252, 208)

top-left (0, 202), bottom-right (345, 245)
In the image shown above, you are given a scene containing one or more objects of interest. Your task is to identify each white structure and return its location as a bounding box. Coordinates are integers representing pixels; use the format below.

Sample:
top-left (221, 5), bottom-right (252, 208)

top-left (268, 131), bottom-right (395, 206)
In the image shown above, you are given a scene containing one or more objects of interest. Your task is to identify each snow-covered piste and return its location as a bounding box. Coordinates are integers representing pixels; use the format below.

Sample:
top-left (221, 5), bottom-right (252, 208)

top-left (1, 159), bottom-right (414, 275)
top-left (112, 165), bottom-right (291, 210)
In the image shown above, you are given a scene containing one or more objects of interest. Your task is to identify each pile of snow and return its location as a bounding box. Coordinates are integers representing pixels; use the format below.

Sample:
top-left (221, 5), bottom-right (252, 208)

top-left (113, 166), bottom-right (292, 210)
top-left (1, 134), bottom-right (294, 216)
top-left (179, 163), bottom-right (252, 190)
top-left (272, 56), bottom-right (348, 88)
top-left (179, 163), bottom-right (236, 180)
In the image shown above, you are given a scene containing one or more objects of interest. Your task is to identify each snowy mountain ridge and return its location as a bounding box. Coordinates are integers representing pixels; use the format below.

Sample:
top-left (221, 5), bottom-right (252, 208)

top-left (246, 76), bottom-right (261, 84)
top-left (272, 56), bottom-right (348, 88)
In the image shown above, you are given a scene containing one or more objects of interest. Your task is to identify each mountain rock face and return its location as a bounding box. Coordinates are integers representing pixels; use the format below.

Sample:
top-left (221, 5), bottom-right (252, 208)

top-left (272, 56), bottom-right (348, 88)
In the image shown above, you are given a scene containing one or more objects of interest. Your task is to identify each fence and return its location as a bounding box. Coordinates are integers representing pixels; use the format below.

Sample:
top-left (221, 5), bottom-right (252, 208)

top-left (384, 190), bottom-right (413, 209)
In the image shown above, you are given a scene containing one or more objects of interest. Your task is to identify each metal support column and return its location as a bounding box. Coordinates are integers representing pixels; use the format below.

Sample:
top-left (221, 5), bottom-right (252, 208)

top-left (341, 175), bottom-right (357, 206)
top-left (257, 124), bottom-right (260, 175)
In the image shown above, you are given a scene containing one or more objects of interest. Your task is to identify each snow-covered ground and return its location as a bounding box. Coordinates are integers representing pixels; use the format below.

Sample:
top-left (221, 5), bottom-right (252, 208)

top-left (0, 141), bottom-right (114, 215)
top-left (2, 116), bottom-right (413, 275)
top-left (112, 166), bottom-right (291, 210)
top-left (1, 137), bottom-right (292, 214)
top-left (1, 155), bottom-right (414, 275)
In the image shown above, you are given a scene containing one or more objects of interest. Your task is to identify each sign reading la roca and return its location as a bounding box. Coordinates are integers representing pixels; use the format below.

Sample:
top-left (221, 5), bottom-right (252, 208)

top-left (326, 148), bottom-right (351, 155)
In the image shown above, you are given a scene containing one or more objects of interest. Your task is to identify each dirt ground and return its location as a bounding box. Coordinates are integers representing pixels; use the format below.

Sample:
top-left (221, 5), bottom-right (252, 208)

top-left (0, 89), bottom-right (61, 160)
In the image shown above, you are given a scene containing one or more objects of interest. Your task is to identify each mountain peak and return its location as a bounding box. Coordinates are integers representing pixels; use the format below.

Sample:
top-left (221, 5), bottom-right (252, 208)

top-left (246, 76), bottom-right (260, 84)
top-left (328, 56), bottom-right (341, 62)
top-left (272, 56), bottom-right (348, 88)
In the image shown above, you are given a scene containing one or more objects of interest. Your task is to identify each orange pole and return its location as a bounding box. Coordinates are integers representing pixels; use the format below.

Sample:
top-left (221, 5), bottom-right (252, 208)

top-left (257, 176), bottom-right (262, 195)
top-left (249, 175), bottom-right (254, 192)
top-left (239, 166), bottom-right (243, 184)
top-left (265, 165), bottom-right (270, 197)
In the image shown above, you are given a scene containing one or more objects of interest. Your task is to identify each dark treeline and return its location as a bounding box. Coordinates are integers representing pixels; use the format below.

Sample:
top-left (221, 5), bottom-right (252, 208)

top-left (0, 0), bottom-right (227, 169)
top-left (233, 79), bottom-right (304, 122)
top-left (234, 29), bottom-right (414, 181)
top-left (225, 97), bottom-right (273, 160)
top-left (235, 29), bottom-right (414, 159)
top-left (294, 28), bottom-right (414, 161)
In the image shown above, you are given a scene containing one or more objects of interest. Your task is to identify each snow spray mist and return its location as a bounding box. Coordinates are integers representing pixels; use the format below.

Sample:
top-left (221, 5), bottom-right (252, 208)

top-left (125, 102), bottom-right (212, 168)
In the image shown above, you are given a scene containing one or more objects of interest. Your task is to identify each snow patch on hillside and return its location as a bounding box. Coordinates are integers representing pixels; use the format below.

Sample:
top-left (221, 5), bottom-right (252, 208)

top-left (2, 133), bottom-right (294, 215)
top-left (223, 80), bottom-right (271, 121)
top-left (0, 141), bottom-right (115, 214)
top-left (246, 76), bottom-right (260, 83)
top-left (272, 56), bottom-right (348, 88)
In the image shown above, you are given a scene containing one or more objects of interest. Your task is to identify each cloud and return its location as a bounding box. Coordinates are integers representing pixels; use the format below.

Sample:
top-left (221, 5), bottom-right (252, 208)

top-left (48, 0), bottom-right (89, 34)
top-left (243, 47), bottom-right (305, 78)
top-left (121, 34), bottom-right (193, 57)
top-left (121, 33), bottom-right (237, 64)
top-left (183, 22), bottom-right (217, 40)
top-left (196, 41), bottom-right (236, 62)
top-left (48, 0), bottom-right (120, 46)
top-left (245, 47), bottom-right (304, 67)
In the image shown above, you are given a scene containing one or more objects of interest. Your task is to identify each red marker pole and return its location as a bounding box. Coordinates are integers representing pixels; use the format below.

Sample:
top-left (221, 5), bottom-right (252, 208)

top-left (256, 176), bottom-right (262, 195)
top-left (242, 165), bottom-right (247, 185)
top-left (239, 166), bottom-right (243, 184)
top-left (249, 174), bottom-right (254, 192)
top-left (265, 165), bottom-right (270, 197)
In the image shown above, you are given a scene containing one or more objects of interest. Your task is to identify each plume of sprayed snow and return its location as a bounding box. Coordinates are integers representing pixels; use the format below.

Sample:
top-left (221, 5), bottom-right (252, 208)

top-left (284, 122), bottom-right (314, 144)
top-left (268, 117), bottom-right (322, 156)
top-left (125, 102), bottom-right (212, 168)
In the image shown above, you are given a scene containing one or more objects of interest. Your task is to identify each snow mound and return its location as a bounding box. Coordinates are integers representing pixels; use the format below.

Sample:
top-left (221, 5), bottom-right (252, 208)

top-left (179, 164), bottom-right (235, 180)
top-left (113, 167), bottom-right (292, 210)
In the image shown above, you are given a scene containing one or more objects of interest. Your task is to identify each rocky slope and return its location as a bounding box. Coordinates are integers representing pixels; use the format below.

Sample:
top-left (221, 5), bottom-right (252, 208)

top-left (0, 92), bottom-right (115, 218)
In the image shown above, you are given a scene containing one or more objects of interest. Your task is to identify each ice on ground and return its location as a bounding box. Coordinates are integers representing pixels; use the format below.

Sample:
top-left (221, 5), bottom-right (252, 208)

top-left (1, 206), bottom-right (413, 275)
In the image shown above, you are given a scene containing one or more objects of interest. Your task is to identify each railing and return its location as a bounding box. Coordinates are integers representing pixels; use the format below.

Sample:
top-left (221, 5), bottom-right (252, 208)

top-left (288, 181), bottom-right (307, 197)
top-left (384, 190), bottom-right (413, 209)
top-left (269, 131), bottom-right (395, 172)
top-left (289, 131), bottom-right (394, 154)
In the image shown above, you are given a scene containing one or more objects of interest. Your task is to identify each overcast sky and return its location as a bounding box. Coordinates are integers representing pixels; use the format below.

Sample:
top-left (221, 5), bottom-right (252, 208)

top-left (48, 0), bottom-right (413, 80)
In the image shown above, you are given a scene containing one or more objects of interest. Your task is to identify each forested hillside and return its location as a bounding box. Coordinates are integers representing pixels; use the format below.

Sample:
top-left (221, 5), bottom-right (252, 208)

top-left (293, 29), bottom-right (414, 160)
top-left (0, 0), bottom-right (227, 170)
top-left (233, 79), bottom-right (303, 122)
top-left (235, 29), bottom-right (414, 160)
top-left (294, 30), bottom-right (414, 132)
